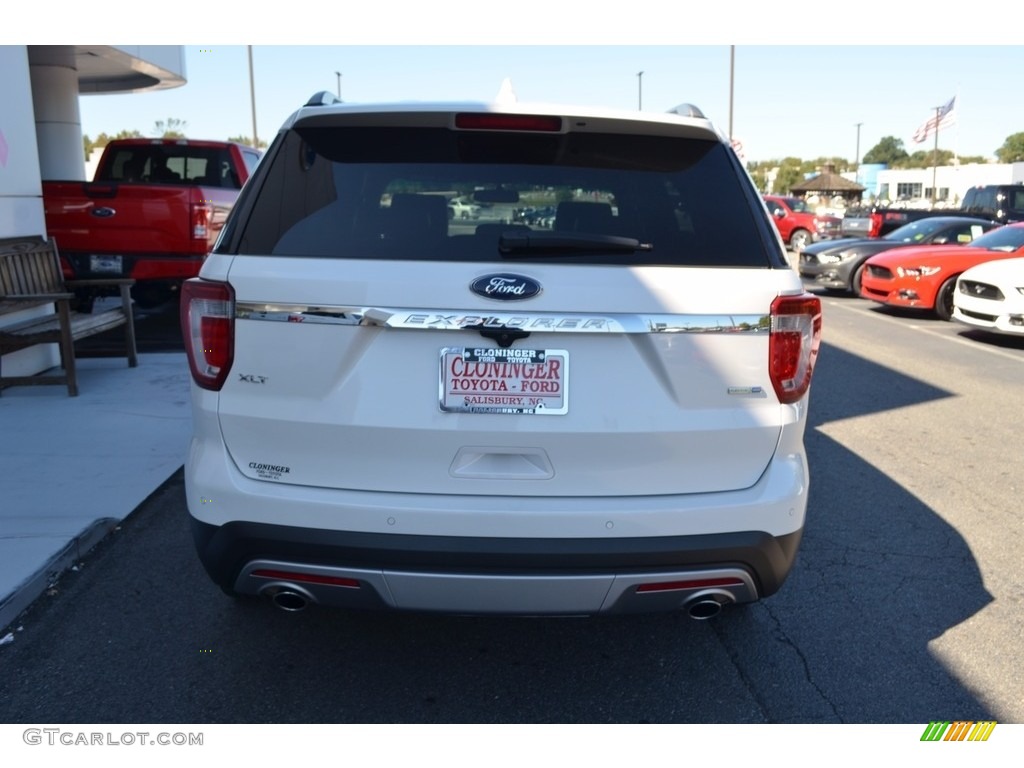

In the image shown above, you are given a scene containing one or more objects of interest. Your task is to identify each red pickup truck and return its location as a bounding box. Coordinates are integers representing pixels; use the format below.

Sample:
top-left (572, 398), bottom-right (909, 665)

top-left (44, 138), bottom-right (261, 308)
top-left (763, 195), bottom-right (842, 252)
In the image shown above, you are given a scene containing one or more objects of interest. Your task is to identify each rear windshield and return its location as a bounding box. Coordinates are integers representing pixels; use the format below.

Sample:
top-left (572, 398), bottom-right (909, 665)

top-left (231, 125), bottom-right (775, 267)
top-left (97, 145), bottom-right (241, 188)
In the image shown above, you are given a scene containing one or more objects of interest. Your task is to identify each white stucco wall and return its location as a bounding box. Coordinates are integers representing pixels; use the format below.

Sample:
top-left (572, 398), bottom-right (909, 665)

top-left (0, 46), bottom-right (46, 238)
top-left (0, 46), bottom-right (57, 378)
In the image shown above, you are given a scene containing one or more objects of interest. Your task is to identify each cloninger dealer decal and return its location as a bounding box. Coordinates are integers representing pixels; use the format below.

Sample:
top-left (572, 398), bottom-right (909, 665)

top-left (440, 347), bottom-right (568, 415)
top-left (249, 462), bottom-right (291, 480)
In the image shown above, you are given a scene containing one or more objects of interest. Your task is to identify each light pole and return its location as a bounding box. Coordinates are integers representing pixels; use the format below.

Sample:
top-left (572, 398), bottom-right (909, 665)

top-left (636, 71), bottom-right (643, 111)
top-left (931, 105), bottom-right (941, 208)
top-left (335, 71), bottom-right (342, 101)
top-left (728, 46), bottom-right (735, 142)
top-left (854, 122), bottom-right (863, 180)
top-left (248, 45), bottom-right (258, 148)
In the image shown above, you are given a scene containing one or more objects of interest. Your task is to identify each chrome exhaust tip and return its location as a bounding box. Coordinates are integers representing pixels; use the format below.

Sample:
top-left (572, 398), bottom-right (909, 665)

top-left (260, 584), bottom-right (315, 612)
top-left (272, 590), bottom-right (309, 612)
top-left (684, 590), bottom-right (735, 620)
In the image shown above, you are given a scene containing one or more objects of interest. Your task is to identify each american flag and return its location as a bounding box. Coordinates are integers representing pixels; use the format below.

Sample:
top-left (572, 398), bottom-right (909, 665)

top-left (912, 97), bottom-right (956, 144)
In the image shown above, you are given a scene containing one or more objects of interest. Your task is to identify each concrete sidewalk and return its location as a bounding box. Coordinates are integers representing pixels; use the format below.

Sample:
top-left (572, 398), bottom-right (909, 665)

top-left (0, 353), bottom-right (191, 631)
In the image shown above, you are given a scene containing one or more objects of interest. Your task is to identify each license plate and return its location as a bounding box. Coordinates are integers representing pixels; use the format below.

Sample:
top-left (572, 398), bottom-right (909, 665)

top-left (440, 347), bottom-right (568, 415)
top-left (89, 255), bottom-right (123, 274)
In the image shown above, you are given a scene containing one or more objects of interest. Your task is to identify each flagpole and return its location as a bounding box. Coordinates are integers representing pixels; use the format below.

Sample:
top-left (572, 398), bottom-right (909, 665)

top-left (931, 105), bottom-right (940, 208)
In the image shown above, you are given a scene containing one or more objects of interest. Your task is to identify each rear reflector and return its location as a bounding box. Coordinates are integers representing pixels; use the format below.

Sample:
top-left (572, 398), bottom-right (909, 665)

top-left (180, 279), bottom-right (234, 391)
top-left (252, 569), bottom-right (360, 589)
top-left (455, 113), bottom-right (563, 132)
top-left (636, 577), bottom-right (745, 594)
top-left (769, 294), bottom-right (822, 404)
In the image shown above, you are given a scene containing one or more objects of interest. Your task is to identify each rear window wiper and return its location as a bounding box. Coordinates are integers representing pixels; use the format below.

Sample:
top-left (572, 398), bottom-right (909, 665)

top-left (498, 231), bottom-right (653, 256)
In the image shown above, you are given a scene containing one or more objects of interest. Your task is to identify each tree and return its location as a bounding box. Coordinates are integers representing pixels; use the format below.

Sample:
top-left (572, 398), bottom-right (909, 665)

top-left (84, 129), bottom-right (142, 160)
top-left (862, 136), bottom-right (908, 166)
top-left (227, 135), bottom-right (268, 149)
top-left (153, 118), bottom-right (187, 138)
top-left (747, 166), bottom-right (769, 193)
top-left (807, 156), bottom-right (852, 174)
top-left (995, 133), bottom-right (1024, 163)
top-left (897, 149), bottom-right (956, 169)
top-left (772, 165), bottom-right (804, 195)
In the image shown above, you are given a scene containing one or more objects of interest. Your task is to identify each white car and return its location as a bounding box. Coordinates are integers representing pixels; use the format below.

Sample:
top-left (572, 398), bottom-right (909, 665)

top-left (180, 96), bottom-right (822, 619)
top-left (447, 197), bottom-right (481, 220)
top-left (953, 256), bottom-right (1024, 336)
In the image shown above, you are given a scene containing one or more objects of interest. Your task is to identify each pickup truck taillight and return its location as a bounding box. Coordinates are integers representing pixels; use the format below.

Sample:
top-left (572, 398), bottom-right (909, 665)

top-left (181, 279), bottom-right (234, 391)
top-left (869, 214), bottom-right (882, 238)
top-left (191, 202), bottom-right (213, 239)
top-left (769, 294), bottom-right (822, 404)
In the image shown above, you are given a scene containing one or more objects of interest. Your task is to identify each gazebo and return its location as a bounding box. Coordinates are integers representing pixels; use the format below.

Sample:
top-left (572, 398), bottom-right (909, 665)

top-left (789, 164), bottom-right (865, 205)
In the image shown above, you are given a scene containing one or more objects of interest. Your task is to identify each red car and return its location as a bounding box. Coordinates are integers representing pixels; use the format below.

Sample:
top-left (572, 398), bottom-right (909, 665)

top-left (859, 223), bottom-right (1024, 320)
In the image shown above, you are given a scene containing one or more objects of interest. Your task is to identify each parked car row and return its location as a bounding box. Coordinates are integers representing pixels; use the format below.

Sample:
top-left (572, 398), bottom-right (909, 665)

top-left (512, 205), bottom-right (556, 227)
top-left (774, 185), bottom-right (1023, 255)
top-left (859, 223), bottom-right (1024, 322)
top-left (798, 220), bottom-right (1024, 337)
top-left (799, 216), bottom-right (1000, 294)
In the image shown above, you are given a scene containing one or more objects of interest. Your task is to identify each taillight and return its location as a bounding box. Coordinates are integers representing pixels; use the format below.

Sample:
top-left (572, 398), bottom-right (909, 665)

top-left (769, 294), bottom-right (822, 404)
top-left (869, 213), bottom-right (882, 238)
top-left (180, 279), bottom-right (234, 391)
top-left (191, 202), bottom-right (212, 239)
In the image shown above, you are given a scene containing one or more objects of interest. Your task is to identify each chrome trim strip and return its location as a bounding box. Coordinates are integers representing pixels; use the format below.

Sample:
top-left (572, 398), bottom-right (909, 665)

top-left (236, 302), bottom-right (769, 334)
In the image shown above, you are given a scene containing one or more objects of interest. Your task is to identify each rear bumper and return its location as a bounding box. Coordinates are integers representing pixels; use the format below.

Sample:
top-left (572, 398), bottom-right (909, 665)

top-left (191, 518), bottom-right (802, 614)
top-left (62, 252), bottom-right (204, 282)
top-left (186, 384), bottom-right (812, 615)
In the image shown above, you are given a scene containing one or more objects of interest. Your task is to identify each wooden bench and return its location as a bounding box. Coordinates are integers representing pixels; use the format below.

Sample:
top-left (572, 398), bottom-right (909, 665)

top-left (0, 236), bottom-right (138, 397)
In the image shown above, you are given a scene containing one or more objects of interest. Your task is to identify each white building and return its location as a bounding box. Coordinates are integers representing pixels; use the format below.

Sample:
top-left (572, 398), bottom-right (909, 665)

top-left (873, 162), bottom-right (1024, 207)
top-left (0, 45), bottom-right (185, 379)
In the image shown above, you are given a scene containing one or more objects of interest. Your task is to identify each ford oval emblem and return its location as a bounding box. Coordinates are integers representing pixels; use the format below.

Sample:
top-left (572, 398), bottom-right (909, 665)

top-left (470, 274), bottom-right (541, 301)
top-left (91, 207), bottom-right (116, 218)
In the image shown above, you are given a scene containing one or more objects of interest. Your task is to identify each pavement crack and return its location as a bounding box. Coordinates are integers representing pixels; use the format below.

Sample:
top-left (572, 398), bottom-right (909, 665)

top-left (762, 602), bottom-right (843, 722)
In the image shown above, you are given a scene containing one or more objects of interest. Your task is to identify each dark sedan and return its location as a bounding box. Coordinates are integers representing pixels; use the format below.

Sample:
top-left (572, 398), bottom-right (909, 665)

top-left (799, 216), bottom-right (999, 294)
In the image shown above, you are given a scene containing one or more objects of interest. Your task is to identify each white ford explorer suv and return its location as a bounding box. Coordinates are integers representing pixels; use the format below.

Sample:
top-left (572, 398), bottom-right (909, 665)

top-left (181, 93), bottom-right (822, 619)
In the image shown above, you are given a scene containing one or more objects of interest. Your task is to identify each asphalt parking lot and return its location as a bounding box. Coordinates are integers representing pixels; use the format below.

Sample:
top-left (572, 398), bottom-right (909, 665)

top-left (3, 277), bottom-right (1022, 724)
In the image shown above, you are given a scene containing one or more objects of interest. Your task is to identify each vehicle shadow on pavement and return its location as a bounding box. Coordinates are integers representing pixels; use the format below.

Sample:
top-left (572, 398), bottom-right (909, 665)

top-left (713, 340), bottom-right (995, 722)
top-left (954, 327), bottom-right (1024, 351)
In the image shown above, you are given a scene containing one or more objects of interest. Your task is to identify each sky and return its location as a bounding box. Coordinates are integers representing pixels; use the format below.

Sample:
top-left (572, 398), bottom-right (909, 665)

top-left (15, 10), bottom-right (1024, 164)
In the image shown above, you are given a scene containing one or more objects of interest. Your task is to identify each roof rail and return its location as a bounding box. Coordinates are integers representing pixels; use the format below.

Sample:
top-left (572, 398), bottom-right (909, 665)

top-left (666, 103), bottom-right (706, 119)
top-left (304, 91), bottom-right (343, 107)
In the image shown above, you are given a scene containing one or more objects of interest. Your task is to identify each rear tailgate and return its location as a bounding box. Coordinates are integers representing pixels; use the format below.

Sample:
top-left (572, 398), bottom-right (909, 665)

top-left (215, 257), bottom-right (795, 497)
top-left (201, 105), bottom-right (807, 499)
top-left (44, 182), bottom-right (201, 254)
top-left (43, 182), bottom-right (233, 282)
top-left (841, 214), bottom-right (874, 238)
